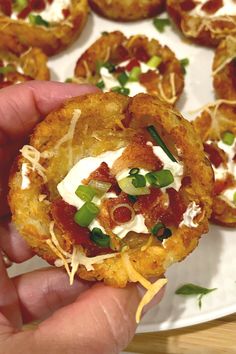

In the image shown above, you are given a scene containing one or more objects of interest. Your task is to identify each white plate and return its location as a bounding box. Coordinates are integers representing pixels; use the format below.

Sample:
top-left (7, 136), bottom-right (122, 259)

top-left (8, 12), bottom-right (236, 333)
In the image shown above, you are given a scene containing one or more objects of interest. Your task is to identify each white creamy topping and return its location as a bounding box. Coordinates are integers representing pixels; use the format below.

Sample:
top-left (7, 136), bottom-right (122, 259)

top-left (11, 0), bottom-right (70, 22)
top-left (180, 202), bottom-right (202, 228)
top-left (222, 187), bottom-right (236, 208)
top-left (152, 146), bottom-right (184, 191)
top-left (21, 163), bottom-right (31, 190)
top-left (190, 0), bottom-right (236, 17)
top-left (57, 148), bottom-right (125, 209)
top-left (113, 214), bottom-right (149, 239)
top-left (210, 140), bottom-right (236, 181)
top-left (100, 60), bottom-right (155, 97)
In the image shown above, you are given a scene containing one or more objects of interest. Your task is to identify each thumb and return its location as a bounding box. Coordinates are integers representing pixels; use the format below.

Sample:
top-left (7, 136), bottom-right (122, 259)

top-left (34, 283), bottom-right (164, 354)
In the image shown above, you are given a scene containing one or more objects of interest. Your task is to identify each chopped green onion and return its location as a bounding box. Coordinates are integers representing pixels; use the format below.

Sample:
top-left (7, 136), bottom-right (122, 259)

top-left (129, 66), bottom-right (141, 81)
top-left (132, 174), bottom-right (146, 188)
top-left (151, 222), bottom-right (172, 241)
top-left (147, 55), bottom-right (162, 68)
top-left (129, 168), bottom-right (140, 175)
top-left (146, 170), bottom-right (174, 188)
top-left (147, 125), bottom-right (177, 162)
top-left (128, 195), bottom-right (138, 203)
top-left (75, 185), bottom-right (97, 202)
top-left (175, 283), bottom-right (217, 309)
top-left (101, 31), bottom-right (109, 36)
top-left (153, 18), bottom-right (171, 33)
top-left (74, 202), bottom-right (99, 227)
top-left (88, 180), bottom-right (111, 197)
top-left (111, 86), bottom-right (130, 96)
top-left (96, 80), bottom-right (105, 89)
top-left (29, 14), bottom-right (49, 27)
top-left (88, 180), bottom-right (111, 196)
top-left (90, 228), bottom-right (110, 247)
top-left (222, 131), bottom-right (235, 145)
top-left (65, 78), bottom-right (73, 83)
top-left (96, 61), bottom-right (115, 74)
top-left (118, 177), bottom-right (150, 195)
top-left (14, 0), bottom-right (28, 11)
top-left (180, 58), bottom-right (189, 74)
top-left (0, 64), bottom-right (16, 74)
top-left (233, 192), bottom-right (236, 205)
top-left (118, 72), bottom-right (129, 86)
top-left (151, 222), bottom-right (165, 236)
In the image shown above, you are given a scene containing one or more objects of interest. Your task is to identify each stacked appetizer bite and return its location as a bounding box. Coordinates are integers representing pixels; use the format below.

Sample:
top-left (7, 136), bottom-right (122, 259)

top-left (88, 0), bottom-right (165, 21)
top-left (0, 47), bottom-right (50, 88)
top-left (74, 31), bottom-right (184, 104)
top-left (213, 36), bottom-right (236, 100)
top-left (9, 92), bottom-right (213, 320)
top-left (0, 0), bottom-right (89, 55)
top-left (167, 0), bottom-right (236, 46)
top-left (193, 100), bottom-right (236, 226)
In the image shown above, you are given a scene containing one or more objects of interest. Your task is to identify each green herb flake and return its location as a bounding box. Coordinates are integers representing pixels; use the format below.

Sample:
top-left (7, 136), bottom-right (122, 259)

top-left (153, 18), bottom-right (171, 33)
top-left (29, 14), bottom-right (49, 27)
top-left (180, 58), bottom-right (190, 74)
top-left (175, 283), bottom-right (217, 309)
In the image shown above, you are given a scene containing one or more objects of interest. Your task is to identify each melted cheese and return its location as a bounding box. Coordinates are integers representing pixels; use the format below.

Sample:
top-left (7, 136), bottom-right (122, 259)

top-left (20, 145), bottom-right (47, 183)
top-left (21, 162), bottom-right (31, 189)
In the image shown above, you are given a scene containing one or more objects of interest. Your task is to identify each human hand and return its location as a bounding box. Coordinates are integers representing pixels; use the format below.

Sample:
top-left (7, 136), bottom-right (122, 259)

top-left (0, 81), bottom-right (164, 354)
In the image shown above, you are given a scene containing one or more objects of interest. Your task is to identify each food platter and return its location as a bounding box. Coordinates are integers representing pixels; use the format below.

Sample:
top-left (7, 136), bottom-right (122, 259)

top-left (8, 11), bottom-right (236, 332)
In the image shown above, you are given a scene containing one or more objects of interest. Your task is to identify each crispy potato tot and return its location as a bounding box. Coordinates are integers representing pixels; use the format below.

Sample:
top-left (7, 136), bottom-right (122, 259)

top-left (0, 47), bottom-right (50, 88)
top-left (74, 31), bottom-right (184, 105)
top-left (167, 0), bottom-right (236, 47)
top-left (213, 36), bottom-right (236, 100)
top-left (88, 0), bottom-right (165, 21)
top-left (193, 100), bottom-right (236, 227)
top-left (0, 0), bottom-right (89, 56)
top-left (9, 92), bottom-right (213, 287)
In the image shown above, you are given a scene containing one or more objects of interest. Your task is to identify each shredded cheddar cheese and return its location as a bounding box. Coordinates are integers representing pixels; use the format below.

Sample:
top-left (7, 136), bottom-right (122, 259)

top-left (158, 73), bottom-right (177, 104)
top-left (20, 145), bottom-right (47, 183)
top-left (212, 36), bottom-right (236, 76)
top-left (121, 252), bottom-right (167, 323)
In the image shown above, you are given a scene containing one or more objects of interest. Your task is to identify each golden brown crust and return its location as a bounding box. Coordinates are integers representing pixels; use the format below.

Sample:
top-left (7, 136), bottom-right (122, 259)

top-left (9, 92), bottom-right (213, 287)
top-left (193, 101), bottom-right (236, 227)
top-left (88, 0), bottom-right (165, 21)
top-left (0, 0), bottom-right (89, 56)
top-left (167, 0), bottom-right (236, 47)
top-left (74, 31), bottom-right (184, 105)
top-left (0, 47), bottom-right (50, 87)
top-left (213, 36), bottom-right (236, 100)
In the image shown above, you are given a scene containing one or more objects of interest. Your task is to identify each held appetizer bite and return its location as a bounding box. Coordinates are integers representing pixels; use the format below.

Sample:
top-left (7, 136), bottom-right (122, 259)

top-left (0, 0), bottom-right (89, 56)
top-left (0, 47), bottom-right (50, 88)
top-left (88, 0), bottom-right (165, 21)
top-left (167, 0), bottom-right (236, 46)
top-left (193, 100), bottom-right (236, 226)
top-left (74, 31), bottom-right (184, 105)
top-left (9, 92), bottom-right (213, 321)
top-left (213, 36), bottom-right (236, 100)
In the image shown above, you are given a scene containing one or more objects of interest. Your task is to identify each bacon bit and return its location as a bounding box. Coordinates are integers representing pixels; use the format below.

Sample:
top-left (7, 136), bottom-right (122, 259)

top-left (134, 188), bottom-right (168, 228)
top-left (139, 71), bottom-right (159, 92)
top-left (0, 0), bottom-right (12, 16)
top-left (112, 135), bottom-right (163, 175)
top-left (180, 0), bottom-right (197, 11)
top-left (18, 6), bottom-right (32, 19)
top-left (213, 174), bottom-right (235, 196)
top-left (111, 204), bottom-right (134, 224)
top-left (51, 198), bottom-right (112, 257)
top-left (30, 0), bottom-right (46, 11)
top-left (125, 58), bottom-right (141, 72)
top-left (84, 162), bottom-right (119, 194)
top-left (229, 60), bottom-right (236, 91)
top-left (115, 45), bottom-right (129, 63)
top-left (181, 176), bottom-right (192, 187)
top-left (62, 8), bottom-right (70, 18)
top-left (134, 47), bottom-right (150, 63)
top-left (203, 142), bottom-right (226, 168)
top-left (160, 188), bottom-right (187, 227)
top-left (201, 0), bottom-right (223, 14)
top-left (158, 62), bottom-right (167, 75)
top-left (100, 193), bottom-right (132, 229)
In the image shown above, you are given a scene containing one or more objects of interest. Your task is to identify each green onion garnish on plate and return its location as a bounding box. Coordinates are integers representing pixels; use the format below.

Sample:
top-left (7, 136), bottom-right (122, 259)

top-left (153, 18), bottom-right (171, 33)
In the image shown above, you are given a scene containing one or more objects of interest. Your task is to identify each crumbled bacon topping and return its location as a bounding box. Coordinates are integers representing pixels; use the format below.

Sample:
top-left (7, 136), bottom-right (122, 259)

top-left (180, 0), bottom-right (197, 12)
top-left (201, 0), bottom-right (223, 14)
